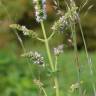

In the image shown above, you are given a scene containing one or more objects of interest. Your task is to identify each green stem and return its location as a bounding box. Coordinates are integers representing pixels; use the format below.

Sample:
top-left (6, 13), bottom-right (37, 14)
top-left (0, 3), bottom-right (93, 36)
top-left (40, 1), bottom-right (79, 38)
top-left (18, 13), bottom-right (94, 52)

top-left (48, 31), bottom-right (55, 41)
top-left (55, 56), bottom-right (58, 71)
top-left (54, 77), bottom-right (60, 96)
top-left (77, 15), bottom-right (96, 96)
top-left (70, 23), bottom-right (82, 96)
top-left (40, 21), bottom-right (54, 71)
top-left (41, 87), bottom-right (48, 96)
top-left (40, 21), bottom-right (60, 96)
top-left (37, 37), bottom-right (45, 42)
top-left (54, 56), bottom-right (59, 96)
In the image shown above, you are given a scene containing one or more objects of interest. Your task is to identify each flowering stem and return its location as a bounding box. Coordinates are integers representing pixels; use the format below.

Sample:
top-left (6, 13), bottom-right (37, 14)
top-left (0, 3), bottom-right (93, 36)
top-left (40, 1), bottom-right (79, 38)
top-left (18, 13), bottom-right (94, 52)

top-left (70, 23), bottom-right (82, 96)
top-left (40, 21), bottom-right (60, 96)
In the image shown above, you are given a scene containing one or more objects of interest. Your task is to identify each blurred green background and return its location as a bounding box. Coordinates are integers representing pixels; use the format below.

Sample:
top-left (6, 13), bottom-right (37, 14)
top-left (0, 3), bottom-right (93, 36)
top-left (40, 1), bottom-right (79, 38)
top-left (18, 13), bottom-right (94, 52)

top-left (0, 0), bottom-right (96, 96)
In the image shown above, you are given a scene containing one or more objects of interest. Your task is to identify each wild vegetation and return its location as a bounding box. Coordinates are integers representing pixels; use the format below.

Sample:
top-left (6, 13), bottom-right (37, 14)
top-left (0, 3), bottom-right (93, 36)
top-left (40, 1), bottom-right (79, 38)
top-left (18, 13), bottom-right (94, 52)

top-left (0, 0), bottom-right (96, 96)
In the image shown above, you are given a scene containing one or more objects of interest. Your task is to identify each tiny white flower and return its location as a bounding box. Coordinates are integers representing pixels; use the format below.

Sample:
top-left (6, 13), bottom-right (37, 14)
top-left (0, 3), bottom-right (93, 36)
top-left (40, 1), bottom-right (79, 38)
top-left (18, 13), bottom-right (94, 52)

top-left (33, 0), bottom-right (47, 22)
top-left (21, 51), bottom-right (44, 65)
top-left (53, 44), bottom-right (64, 56)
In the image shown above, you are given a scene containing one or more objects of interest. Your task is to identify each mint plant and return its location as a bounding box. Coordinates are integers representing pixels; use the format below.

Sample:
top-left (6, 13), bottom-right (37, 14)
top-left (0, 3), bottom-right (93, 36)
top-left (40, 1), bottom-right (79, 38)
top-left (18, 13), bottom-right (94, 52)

top-left (9, 0), bottom-right (96, 96)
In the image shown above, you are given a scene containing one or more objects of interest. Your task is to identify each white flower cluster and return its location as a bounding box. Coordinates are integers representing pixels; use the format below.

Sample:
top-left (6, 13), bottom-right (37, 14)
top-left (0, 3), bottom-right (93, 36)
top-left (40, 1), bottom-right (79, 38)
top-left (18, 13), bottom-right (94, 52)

top-left (52, 0), bottom-right (78, 33)
top-left (21, 26), bottom-right (30, 35)
top-left (33, 0), bottom-right (47, 22)
top-left (51, 16), bottom-right (68, 33)
top-left (21, 51), bottom-right (44, 65)
top-left (68, 0), bottom-right (78, 22)
top-left (53, 44), bottom-right (64, 56)
top-left (21, 26), bottom-right (37, 37)
top-left (10, 24), bottom-right (37, 38)
top-left (69, 81), bottom-right (83, 93)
